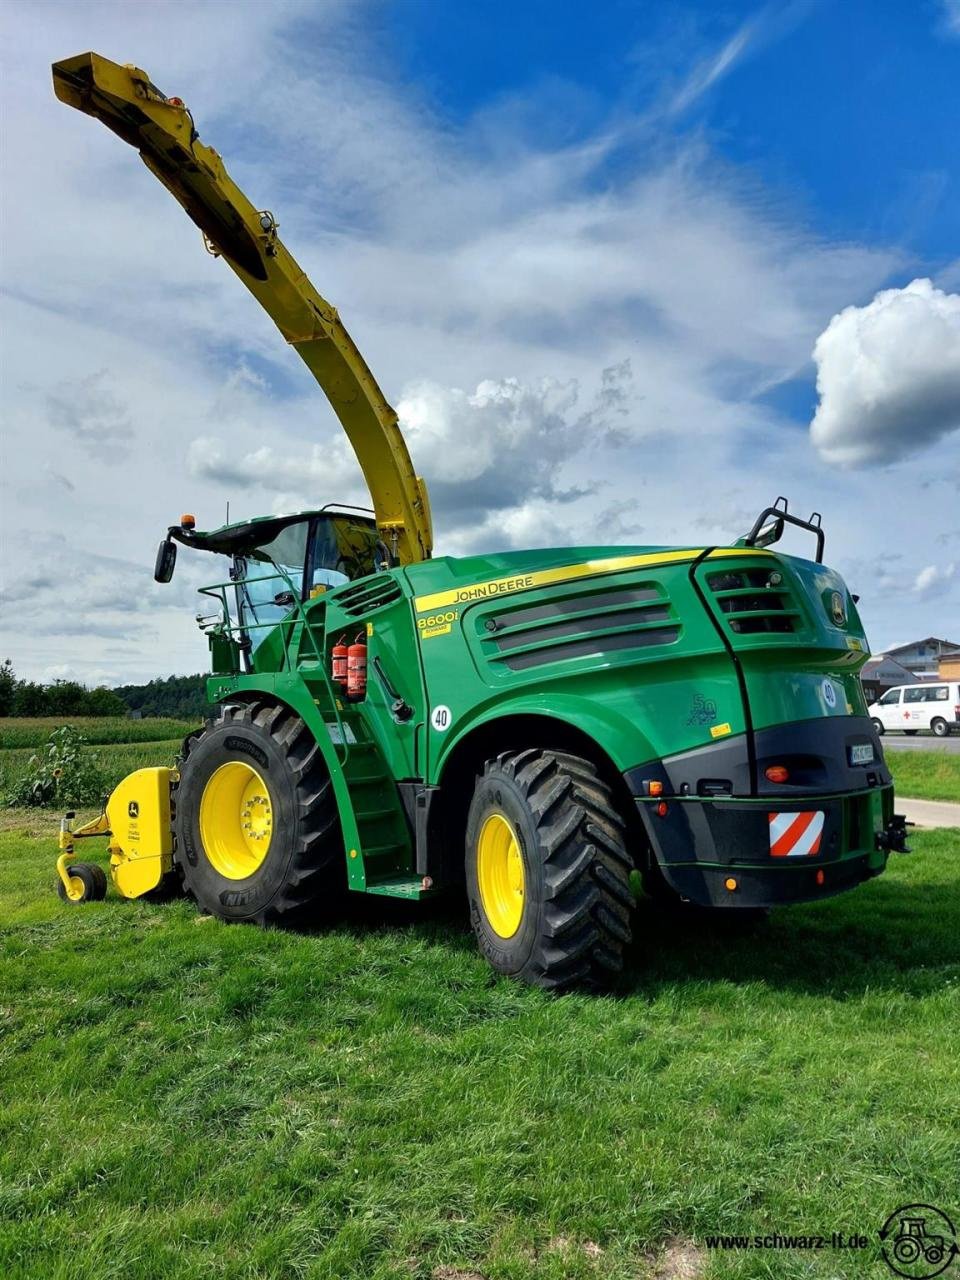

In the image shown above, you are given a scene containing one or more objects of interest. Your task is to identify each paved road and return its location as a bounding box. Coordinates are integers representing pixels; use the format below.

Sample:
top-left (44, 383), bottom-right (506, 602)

top-left (881, 734), bottom-right (960, 754)
top-left (898, 797), bottom-right (960, 829)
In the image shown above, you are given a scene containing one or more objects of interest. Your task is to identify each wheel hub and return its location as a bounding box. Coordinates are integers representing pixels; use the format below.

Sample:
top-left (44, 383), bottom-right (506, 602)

top-left (199, 761), bottom-right (273, 879)
top-left (477, 812), bottom-right (525, 938)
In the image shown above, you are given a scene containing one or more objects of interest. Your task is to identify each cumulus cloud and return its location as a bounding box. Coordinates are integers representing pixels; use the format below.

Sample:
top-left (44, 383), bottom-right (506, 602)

top-left (914, 563), bottom-right (956, 599)
top-left (398, 364), bottom-right (634, 520)
top-left (187, 363), bottom-right (636, 529)
top-left (809, 279), bottom-right (960, 467)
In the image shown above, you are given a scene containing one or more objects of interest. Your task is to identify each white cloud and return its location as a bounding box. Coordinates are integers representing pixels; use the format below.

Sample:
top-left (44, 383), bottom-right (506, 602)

top-left (809, 279), bottom-right (960, 467)
top-left (914, 563), bottom-right (956, 599)
top-left (941, 0), bottom-right (960, 36)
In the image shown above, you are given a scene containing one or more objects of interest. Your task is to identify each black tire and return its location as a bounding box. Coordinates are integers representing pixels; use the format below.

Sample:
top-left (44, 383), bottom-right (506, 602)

top-left (931, 717), bottom-right (949, 738)
top-left (870, 718), bottom-right (884, 736)
top-left (903, 729), bottom-right (918, 736)
top-left (174, 701), bottom-right (343, 924)
top-left (464, 749), bottom-right (634, 991)
top-left (893, 1238), bottom-right (920, 1266)
top-left (57, 861), bottom-right (108, 904)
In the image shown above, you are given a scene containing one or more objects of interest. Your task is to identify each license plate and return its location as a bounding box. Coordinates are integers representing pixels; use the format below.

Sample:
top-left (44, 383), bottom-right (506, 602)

top-left (849, 743), bottom-right (874, 765)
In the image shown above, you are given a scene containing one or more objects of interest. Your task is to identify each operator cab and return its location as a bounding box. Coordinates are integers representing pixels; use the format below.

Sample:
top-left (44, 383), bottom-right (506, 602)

top-left (155, 506), bottom-right (386, 657)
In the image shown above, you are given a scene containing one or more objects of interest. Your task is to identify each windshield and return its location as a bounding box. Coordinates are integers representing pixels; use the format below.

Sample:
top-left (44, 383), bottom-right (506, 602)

top-left (235, 513), bottom-right (381, 653)
top-left (236, 520), bottom-right (310, 650)
top-left (307, 514), bottom-right (381, 594)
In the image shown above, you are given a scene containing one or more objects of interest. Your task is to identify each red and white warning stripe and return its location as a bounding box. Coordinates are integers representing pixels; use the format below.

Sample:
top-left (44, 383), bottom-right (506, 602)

top-left (768, 811), bottom-right (825, 857)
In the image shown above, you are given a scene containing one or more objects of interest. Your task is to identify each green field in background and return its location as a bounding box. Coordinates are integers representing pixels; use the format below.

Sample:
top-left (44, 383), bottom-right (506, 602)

top-left (0, 716), bottom-right (198, 749)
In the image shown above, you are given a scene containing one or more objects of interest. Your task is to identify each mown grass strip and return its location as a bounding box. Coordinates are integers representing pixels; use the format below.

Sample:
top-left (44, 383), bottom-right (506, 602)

top-left (885, 747), bottom-right (960, 803)
top-left (1, 827), bottom-right (957, 1279)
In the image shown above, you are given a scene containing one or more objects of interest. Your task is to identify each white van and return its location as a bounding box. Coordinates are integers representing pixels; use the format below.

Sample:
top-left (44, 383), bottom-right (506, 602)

top-left (868, 683), bottom-right (960, 737)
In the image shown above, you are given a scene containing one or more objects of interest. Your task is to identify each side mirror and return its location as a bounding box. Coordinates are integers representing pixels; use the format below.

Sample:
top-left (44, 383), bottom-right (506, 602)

top-left (753, 517), bottom-right (785, 549)
top-left (154, 539), bottom-right (177, 583)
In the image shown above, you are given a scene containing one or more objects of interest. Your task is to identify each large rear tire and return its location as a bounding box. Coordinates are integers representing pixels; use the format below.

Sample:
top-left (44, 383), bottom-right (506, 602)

top-left (174, 701), bottom-right (343, 924)
top-left (465, 749), bottom-right (634, 991)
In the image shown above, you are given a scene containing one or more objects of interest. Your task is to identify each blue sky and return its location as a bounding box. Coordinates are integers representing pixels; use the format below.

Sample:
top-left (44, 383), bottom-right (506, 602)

top-left (0, 0), bottom-right (958, 682)
top-left (386, 0), bottom-right (957, 263)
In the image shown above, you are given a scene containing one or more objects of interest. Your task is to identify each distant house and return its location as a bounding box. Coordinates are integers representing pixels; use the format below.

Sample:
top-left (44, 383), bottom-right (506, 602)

top-left (882, 637), bottom-right (960, 677)
top-left (860, 655), bottom-right (919, 704)
top-left (940, 652), bottom-right (960, 681)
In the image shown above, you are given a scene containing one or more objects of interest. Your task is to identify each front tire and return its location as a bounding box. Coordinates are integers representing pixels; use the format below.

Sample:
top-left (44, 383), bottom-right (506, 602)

top-left (57, 861), bottom-right (107, 904)
top-left (465, 749), bottom-right (634, 991)
top-left (174, 701), bottom-right (343, 924)
top-left (870, 718), bottom-right (884, 736)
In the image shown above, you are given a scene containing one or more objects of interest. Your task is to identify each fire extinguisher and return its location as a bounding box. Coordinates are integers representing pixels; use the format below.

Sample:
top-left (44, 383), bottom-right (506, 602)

top-left (331, 635), bottom-right (348, 688)
top-left (346, 632), bottom-right (367, 701)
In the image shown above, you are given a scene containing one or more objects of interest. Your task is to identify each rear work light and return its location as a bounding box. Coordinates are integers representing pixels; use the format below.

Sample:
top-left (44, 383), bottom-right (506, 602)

top-left (765, 765), bottom-right (790, 783)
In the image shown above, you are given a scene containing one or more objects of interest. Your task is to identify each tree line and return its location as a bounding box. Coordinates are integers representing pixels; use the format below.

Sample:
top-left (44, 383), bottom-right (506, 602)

top-left (0, 661), bottom-right (212, 720)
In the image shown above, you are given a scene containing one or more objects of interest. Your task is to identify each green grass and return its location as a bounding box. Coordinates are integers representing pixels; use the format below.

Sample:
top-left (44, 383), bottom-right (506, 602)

top-left (0, 717), bottom-right (198, 749)
top-left (885, 748), bottom-right (960, 803)
top-left (1, 827), bottom-right (957, 1280)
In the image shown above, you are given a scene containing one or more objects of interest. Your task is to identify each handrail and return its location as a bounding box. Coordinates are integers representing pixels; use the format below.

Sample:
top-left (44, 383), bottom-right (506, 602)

top-left (198, 566), bottom-right (351, 763)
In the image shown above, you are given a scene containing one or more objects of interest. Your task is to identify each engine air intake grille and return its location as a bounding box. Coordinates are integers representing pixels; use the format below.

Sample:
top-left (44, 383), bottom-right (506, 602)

top-left (707, 568), bottom-right (800, 635)
top-left (482, 582), bottom-right (679, 673)
top-left (335, 576), bottom-right (403, 617)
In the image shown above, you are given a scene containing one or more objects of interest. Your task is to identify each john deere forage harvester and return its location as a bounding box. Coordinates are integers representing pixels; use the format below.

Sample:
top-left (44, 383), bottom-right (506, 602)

top-left (52, 53), bottom-right (907, 989)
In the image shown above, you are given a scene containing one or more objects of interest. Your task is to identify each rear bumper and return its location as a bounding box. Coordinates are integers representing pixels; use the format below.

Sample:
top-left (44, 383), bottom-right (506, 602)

top-left (624, 716), bottom-right (895, 909)
top-left (631, 790), bottom-right (891, 908)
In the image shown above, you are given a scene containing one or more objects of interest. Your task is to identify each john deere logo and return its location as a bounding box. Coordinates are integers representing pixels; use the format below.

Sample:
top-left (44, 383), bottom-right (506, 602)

top-left (128, 800), bottom-right (139, 819)
top-left (830, 591), bottom-right (846, 626)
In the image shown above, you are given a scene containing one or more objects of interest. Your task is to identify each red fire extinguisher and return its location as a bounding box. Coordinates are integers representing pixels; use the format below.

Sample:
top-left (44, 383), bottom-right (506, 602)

top-left (331, 635), bottom-right (348, 688)
top-left (346, 632), bottom-right (367, 701)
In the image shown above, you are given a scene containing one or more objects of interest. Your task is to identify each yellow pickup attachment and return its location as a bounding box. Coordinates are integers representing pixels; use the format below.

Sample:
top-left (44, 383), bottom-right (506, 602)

top-left (56, 767), bottom-right (175, 903)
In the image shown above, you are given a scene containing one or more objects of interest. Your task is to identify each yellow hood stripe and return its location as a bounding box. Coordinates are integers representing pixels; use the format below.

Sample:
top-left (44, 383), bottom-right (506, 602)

top-left (414, 547), bottom-right (773, 614)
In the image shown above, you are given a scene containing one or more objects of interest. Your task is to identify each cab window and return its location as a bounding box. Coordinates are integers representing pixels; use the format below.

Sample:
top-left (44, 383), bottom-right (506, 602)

top-left (878, 688), bottom-right (901, 706)
top-left (306, 514), bottom-right (381, 596)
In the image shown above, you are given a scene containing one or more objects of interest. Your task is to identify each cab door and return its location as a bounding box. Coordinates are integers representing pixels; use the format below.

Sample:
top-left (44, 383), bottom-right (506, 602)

top-left (876, 686), bottom-right (903, 729)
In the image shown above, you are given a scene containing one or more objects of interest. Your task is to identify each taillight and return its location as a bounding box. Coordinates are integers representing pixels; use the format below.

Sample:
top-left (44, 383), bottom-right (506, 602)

top-left (765, 765), bottom-right (790, 784)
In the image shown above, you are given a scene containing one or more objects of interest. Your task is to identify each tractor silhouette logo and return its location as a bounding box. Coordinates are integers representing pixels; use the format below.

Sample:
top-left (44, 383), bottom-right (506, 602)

top-left (880, 1204), bottom-right (958, 1278)
top-left (128, 800), bottom-right (139, 819)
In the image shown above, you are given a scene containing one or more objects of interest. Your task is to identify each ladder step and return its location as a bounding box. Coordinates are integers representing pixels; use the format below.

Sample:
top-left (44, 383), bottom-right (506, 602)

top-left (361, 842), bottom-right (407, 858)
top-left (365, 876), bottom-right (434, 900)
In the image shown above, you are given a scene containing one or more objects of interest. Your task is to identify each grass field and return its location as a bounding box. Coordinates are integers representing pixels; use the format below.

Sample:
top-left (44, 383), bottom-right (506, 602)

top-left (0, 717), bottom-right (198, 750)
top-left (0, 718), bottom-right (197, 805)
top-left (885, 748), bottom-right (960, 803)
top-left (1, 822), bottom-right (958, 1280)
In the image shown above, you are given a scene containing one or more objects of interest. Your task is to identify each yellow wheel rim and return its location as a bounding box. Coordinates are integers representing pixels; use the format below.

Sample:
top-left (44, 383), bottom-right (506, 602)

top-left (199, 761), bottom-right (273, 880)
top-left (66, 875), bottom-right (85, 902)
top-left (476, 812), bottom-right (525, 938)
